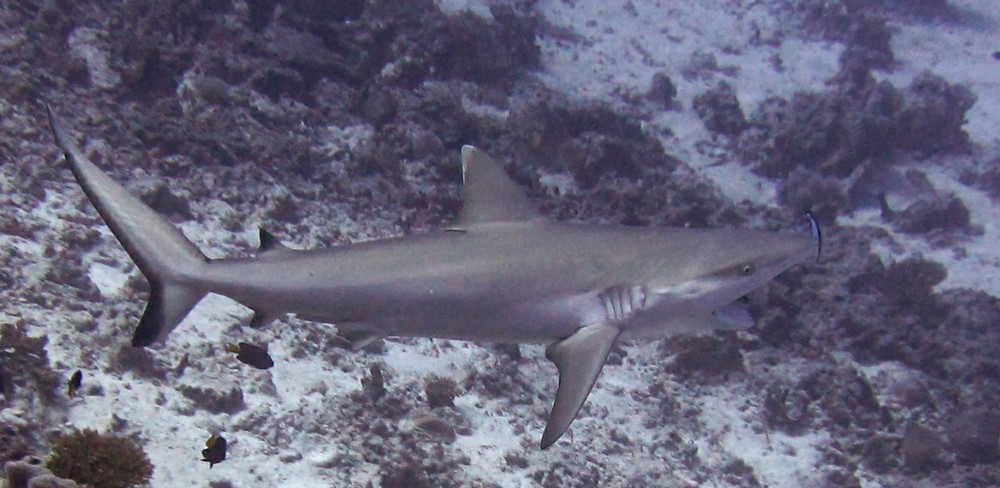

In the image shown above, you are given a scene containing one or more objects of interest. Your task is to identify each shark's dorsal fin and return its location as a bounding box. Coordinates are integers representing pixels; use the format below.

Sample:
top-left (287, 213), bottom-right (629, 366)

top-left (258, 228), bottom-right (292, 254)
top-left (458, 146), bottom-right (540, 226)
top-left (541, 322), bottom-right (621, 449)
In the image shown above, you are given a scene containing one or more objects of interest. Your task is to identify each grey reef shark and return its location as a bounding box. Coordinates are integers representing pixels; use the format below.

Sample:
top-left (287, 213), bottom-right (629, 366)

top-left (46, 107), bottom-right (820, 449)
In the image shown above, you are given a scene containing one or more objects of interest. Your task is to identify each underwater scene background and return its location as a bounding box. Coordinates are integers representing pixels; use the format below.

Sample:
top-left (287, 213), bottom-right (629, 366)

top-left (1, 0), bottom-right (998, 486)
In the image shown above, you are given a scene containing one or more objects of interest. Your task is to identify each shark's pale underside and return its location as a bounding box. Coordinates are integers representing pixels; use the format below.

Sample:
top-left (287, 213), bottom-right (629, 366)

top-left (47, 108), bottom-right (818, 448)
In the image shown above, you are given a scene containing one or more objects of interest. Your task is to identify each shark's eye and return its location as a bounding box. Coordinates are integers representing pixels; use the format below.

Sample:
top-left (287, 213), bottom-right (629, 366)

top-left (738, 262), bottom-right (756, 276)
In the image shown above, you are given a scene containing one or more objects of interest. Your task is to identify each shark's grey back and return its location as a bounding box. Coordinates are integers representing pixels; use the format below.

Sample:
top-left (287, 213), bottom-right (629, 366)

top-left (46, 114), bottom-right (817, 450)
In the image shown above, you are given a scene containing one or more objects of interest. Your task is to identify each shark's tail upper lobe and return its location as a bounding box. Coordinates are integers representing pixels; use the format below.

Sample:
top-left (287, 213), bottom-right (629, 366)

top-left (48, 107), bottom-right (209, 347)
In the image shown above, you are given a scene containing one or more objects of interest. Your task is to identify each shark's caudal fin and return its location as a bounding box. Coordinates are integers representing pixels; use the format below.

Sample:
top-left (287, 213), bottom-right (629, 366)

top-left (47, 107), bottom-right (209, 347)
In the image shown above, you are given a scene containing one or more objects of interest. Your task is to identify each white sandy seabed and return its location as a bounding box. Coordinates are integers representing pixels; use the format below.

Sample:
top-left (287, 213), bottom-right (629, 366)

top-left (21, 0), bottom-right (999, 487)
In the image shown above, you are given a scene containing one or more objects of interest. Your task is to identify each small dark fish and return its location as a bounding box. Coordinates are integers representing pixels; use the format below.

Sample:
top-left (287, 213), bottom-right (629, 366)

top-left (67, 370), bottom-right (82, 397)
top-left (226, 342), bottom-right (274, 370)
top-left (201, 434), bottom-right (227, 468)
top-left (0, 362), bottom-right (8, 396)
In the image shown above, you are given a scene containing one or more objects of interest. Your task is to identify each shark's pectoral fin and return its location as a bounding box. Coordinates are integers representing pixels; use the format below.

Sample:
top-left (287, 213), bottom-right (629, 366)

top-left (541, 322), bottom-right (621, 449)
top-left (333, 322), bottom-right (385, 352)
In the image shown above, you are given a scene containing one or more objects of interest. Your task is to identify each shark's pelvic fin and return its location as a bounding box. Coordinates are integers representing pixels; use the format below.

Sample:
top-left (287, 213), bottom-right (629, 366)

top-left (48, 107), bottom-right (209, 347)
top-left (542, 322), bottom-right (621, 449)
top-left (458, 145), bottom-right (540, 226)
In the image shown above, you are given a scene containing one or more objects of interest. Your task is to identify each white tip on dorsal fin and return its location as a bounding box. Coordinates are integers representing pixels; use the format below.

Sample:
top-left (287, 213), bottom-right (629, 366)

top-left (541, 322), bottom-right (621, 449)
top-left (458, 145), bottom-right (541, 226)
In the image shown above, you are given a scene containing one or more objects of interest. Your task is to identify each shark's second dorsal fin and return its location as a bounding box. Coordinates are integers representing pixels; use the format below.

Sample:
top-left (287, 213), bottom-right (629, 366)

top-left (541, 322), bottom-right (621, 449)
top-left (258, 228), bottom-right (292, 254)
top-left (249, 308), bottom-right (282, 329)
top-left (333, 322), bottom-right (384, 352)
top-left (458, 146), bottom-right (540, 226)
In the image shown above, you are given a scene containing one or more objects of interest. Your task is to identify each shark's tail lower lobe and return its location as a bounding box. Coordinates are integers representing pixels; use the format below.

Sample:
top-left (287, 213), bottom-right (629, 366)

top-left (48, 107), bottom-right (209, 347)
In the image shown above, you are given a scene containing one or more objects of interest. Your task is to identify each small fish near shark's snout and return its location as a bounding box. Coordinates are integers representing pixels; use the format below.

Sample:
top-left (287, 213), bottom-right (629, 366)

top-left (46, 107), bottom-right (818, 449)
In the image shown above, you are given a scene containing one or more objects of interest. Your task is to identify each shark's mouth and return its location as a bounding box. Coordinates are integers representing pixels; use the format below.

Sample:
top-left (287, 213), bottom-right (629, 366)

top-left (712, 298), bottom-right (754, 330)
